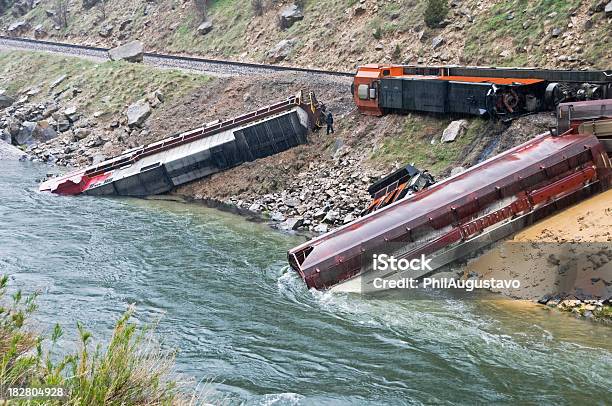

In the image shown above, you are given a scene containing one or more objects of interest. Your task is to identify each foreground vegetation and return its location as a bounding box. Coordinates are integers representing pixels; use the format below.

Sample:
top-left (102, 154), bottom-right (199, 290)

top-left (0, 275), bottom-right (199, 405)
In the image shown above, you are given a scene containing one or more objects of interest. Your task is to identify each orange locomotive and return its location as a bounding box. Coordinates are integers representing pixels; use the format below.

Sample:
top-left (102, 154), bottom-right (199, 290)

top-left (353, 64), bottom-right (612, 117)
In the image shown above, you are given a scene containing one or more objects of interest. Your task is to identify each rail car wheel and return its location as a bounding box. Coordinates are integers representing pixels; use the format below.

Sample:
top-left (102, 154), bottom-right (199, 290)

top-left (501, 89), bottom-right (520, 114)
top-left (545, 83), bottom-right (563, 108)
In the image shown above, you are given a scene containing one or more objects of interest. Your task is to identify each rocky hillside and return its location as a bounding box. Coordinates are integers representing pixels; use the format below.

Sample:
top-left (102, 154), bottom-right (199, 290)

top-left (0, 51), bottom-right (211, 167)
top-left (1, 0), bottom-right (610, 71)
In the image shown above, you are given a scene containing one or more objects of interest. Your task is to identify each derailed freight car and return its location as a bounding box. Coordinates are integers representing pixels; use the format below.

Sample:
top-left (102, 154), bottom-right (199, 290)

top-left (288, 100), bottom-right (612, 292)
top-left (40, 92), bottom-right (323, 196)
top-left (353, 64), bottom-right (612, 117)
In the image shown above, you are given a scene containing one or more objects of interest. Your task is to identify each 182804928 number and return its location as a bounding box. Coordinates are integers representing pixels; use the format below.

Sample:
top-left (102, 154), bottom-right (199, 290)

top-left (2, 386), bottom-right (68, 400)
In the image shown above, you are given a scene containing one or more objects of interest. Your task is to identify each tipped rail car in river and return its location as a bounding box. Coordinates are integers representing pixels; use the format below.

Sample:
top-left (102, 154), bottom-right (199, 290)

top-left (288, 100), bottom-right (612, 292)
top-left (40, 92), bottom-right (323, 196)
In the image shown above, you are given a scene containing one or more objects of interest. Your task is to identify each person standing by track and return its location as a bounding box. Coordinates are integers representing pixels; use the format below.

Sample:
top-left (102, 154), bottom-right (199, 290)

top-left (326, 111), bottom-right (335, 135)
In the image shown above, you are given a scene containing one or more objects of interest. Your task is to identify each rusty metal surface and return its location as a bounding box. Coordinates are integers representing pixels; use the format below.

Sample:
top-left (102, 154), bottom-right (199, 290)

top-left (288, 131), bottom-right (609, 289)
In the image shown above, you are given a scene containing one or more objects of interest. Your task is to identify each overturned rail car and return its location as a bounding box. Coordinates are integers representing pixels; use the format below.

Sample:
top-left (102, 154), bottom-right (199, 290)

top-left (353, 64), bottom-right (612, 117)
top-left (288, 100), bottom-right (612, 292)
top-left (40, 92), bottom-right (322, 196)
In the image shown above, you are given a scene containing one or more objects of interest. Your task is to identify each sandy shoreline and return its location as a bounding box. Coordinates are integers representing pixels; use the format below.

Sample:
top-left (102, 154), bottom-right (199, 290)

top-left (466, 190), bottom-right (612, 301)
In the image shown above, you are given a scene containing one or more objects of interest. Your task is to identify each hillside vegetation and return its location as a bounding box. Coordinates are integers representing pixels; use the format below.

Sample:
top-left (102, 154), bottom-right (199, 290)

top-left (0, 51), bottom-right (211, 116)
top-left (0, 0), bottom-right (610, 71)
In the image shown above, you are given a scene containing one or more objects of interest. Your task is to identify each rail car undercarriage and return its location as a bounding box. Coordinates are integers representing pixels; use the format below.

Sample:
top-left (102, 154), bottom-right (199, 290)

top-left (353, 64), bottom-right (612, 117)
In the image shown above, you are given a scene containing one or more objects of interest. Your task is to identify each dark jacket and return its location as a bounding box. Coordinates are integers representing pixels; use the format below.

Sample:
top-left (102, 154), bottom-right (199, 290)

top-left (326, 113), bottom-right (334, 125)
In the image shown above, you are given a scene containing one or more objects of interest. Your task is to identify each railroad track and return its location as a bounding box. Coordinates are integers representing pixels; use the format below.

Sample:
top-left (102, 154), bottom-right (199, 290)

top-left (0, 35), bottom-right (354, 79)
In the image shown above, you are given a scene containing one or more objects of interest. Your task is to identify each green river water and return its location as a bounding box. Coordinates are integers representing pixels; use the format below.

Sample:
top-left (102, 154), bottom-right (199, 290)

top-left (1, 160), bottom-right (610, 405)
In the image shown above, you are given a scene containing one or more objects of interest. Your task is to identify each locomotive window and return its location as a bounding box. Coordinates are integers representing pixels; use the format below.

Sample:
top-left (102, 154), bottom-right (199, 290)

top-left (358, 84), bottom-right (370, 100)
top-left (382, 69), bottom-right (390, 76)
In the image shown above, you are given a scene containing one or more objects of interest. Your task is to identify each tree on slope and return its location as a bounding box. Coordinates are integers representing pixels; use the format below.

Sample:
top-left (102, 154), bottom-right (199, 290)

top-left (424, 0), bottom-right (449, 28)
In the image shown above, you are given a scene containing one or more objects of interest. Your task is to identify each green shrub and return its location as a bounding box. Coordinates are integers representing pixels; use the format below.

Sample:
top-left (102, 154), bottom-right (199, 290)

top-left (0, 275), bottom-right (40, 390)
top-left (424, 0), bottom-right (449, 28)
top-left (0, 275), bottom-right (205, 405)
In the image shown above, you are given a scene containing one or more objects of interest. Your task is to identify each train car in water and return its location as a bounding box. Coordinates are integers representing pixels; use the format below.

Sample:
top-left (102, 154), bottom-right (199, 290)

top-left (288, 100), bottom-right (612, 292)
top-left (40, 92), bottom-right (323, 197)
top-left (353, 64), bottom-right (612, 117)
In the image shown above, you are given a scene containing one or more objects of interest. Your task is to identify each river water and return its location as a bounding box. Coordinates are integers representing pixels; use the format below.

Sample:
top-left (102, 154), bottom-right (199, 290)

top-left (1, 160), bottom-right (610, 405)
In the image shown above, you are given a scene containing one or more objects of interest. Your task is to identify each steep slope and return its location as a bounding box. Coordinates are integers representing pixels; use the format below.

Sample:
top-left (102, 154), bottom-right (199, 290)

top-left (0, 49), bottom-right (553, 231)
top-left (1, 0), bottom-right (610, 71)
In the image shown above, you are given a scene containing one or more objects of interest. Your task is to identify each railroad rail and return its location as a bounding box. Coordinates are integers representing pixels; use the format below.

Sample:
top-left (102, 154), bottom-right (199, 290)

top-left (0, 35), bottom-right (354, 78)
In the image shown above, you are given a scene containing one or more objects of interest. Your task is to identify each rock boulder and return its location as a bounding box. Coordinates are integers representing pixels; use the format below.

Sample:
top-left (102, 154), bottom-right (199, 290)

top-left (590, 1), bottom-right (607, 12)
top-left (33, 24), bottom-right (47, 38)
top-left (82, 0), bottom-right (101, 8)
top-left (0, 141), bottom-right (25, 160)
top-left (15, 121), bottom-right (36, 145)
top-left (314, 224), bottom-right (328, 233)
top-left (0, 94), bottom-right (15, 108)
top-left (126, 100), bottom-right (151, 127)
top-left (108, 41), bottom-right (144, 63)
top-left (1, 129), bottom-right (11, 144)
top-left (7, 20), bottom-right (30, 36)
top-left (32, 121), bottom-right (58, 142)
top-left (432, 36), bottom-right (445, 50)
top-left (12, 0), bottom-right (33, 16)
top-left (279, 4), bottom-right (304, 29)
top-left (197, 20), bottom-right (213, 35)
top-left (271, 211), bottom-right (286, 222)
top-left (266, 39), bottom-right (297, 63)
top-left (99, 24), bottom-right (114, 38)
top-left (280, 217), bottom-right (304, 231)
top-left (441, 120), bottom-right (468, 142)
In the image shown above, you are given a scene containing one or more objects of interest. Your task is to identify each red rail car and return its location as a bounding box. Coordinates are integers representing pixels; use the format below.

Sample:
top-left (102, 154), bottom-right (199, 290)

top-left (288, 100), bottom-right (612, 291)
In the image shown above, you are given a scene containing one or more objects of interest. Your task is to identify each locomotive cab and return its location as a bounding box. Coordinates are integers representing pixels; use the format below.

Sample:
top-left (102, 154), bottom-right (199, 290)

top-left (353, 64), bottom-right (409, 116)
